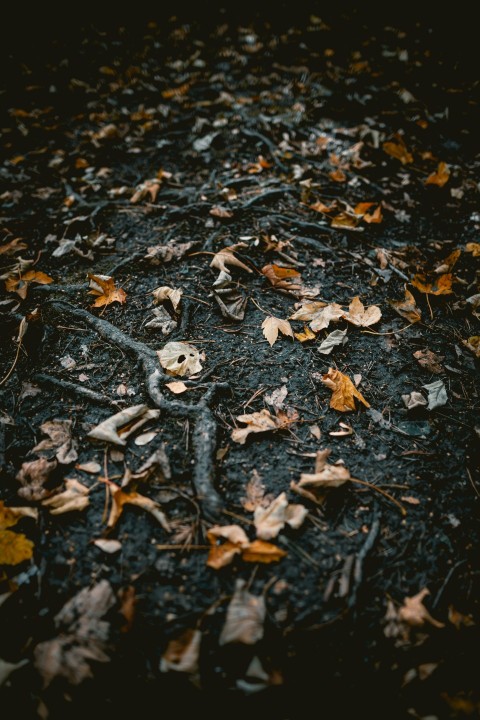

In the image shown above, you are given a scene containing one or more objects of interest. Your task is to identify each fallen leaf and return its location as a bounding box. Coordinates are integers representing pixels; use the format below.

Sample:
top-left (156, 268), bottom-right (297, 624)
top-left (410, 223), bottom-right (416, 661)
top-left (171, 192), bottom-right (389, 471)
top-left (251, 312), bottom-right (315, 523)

top-left (383, 136), bottom-right (413, 164)
top-left (33, 419), bottom-right (78, 464)
top-left (5, 270), bottom-right (53, 299)
top-left (145, 241), bottom-right (193, 265)
top-left (330, 213), bottom-right (360, 230)
top-left (390, 286), bottom-right (422, 323)
top-left (262, 316), bottom-right (294, 346)
top-left (165, 381), bottom-right (188, 394)
top-left (411, 274), bottom-right (453, 295)
top-left (206, 525), bottom-right (249, 569)
top-left (253, 492), bottom-right (308, 540)
top-left (88, 405), bottom-right (160, 446)
top-left (402, 392), bottom-right (428, 410)
top-left (0, 530), bottom-right (34, 565)
top-left (423, 379), bottom-right (448, 410)
top-left (42, 479), bottom-right (90, 515)
top-left (93, 539), bottom-right (122, 554)
top-left (466, 294), bottom-right (480, 319)
top-left (264, 385), bottom-right (288, 410)
top-left (342, 296), bottom-right (382, 327)
top-left (398, 588), bottom-right (445, 629)
top-left (210, 243), bottom-right (252, 274)
top-left (290, 301), bottom-right (343, 331)
top-left (76, 461), bottom-right (101, 474)
top-left (310, 200), bottom-right (337, 213)
top-left (425, 162), bottom-right (450, 187)
top-left (241, 540), bottom-right (287, 563)
top-left (329, 168), bottom-right (347, 182)
top-left (145, 306), bottom-right (178, 334)
top-left (0, 237), bottom-right (27, 256)
top-left (463, 336), bottom-right (480, 358)
top-left (310, 424), bottom-right (322, 440)
top-left (294, 325), bottom-right (316, 342)
top-left (119, 585), bottom-right (136, 633)
top-left (88, 274), bottom-right (126, 307)
top-left (434, 249), bottom-right (460, 274)
top-left (413, 349), bottom-right (444, 374)
top-left (321, 368), bottom-right (370, 412)
top-left (401, 496), bottom-right (421, 505)
top-left (152, 285), bottom-right (182, 312)
top-left (241, 471), bottom-right (268, 512)
top-left (296, 449), bottom-right (351, 491)
top-left (162, 82), bottom-right (190, 99)
top-left (448, 606), bottom-right (475, 630)
top-left (34, 580), bottom-right (115, 687)
top-left (16, 457), bottom-right (57, 501)
top-left (231, 408), bottom-right (298, 444)
top-left (0, 501), bottom-right (38, 529)
top-left (157, 342), bottom-right (203, 377)
top-left (219, 580), bottom-right (266, 645)
top-left (160, 628), bottom-right (201, 675)
top-left (212, 269), bottom-right (248, 321)
top-left (329, 422), bottom-right (353, 437)
top-left (134, 431), bottom-right (157, 446)
top-left (107, 484), bottom-right (170, 531)
top-left (363, 205), bottom-right (383, 224)
top-left (318, 329), bottom-right (348, 355)
top-left (261, 263), bottom-right (302, 293)
top-left (130, 178), bottom-right (162, 204)
top-left (0, 658), bottom-right (28, 687)
top-left (210, 205), bottom-right (233, 218)
top-left (466, 242), bottom-right (480, 257)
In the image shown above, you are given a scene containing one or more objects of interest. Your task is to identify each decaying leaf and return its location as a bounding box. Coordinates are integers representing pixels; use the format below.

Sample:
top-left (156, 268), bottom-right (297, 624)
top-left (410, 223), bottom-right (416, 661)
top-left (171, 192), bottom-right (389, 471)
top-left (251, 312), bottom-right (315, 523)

top-left (261, 263), bottom-right (302, 293)
top-left (295, 449), bottom-right (352, 495)
top-left (88, 405), bottom-right (160, 446)
top-left (330, 213), bottom-right (360, 230)
top-left (231, 408), bottom-right (298, 444)
top-left (0, 237), bottom-right (28, 256)
top-left (152, 286), bottom-right (182, 312)
top-left (329, 422), bottom-right (353, 437)
top-left (5, 270), bottom-right (53, 299)
top-left (34, 580), bottom-right (115, 687)
top-left (321, 368), bottom-right (370, 412)
top-left (390, 286), bottom-right (422, 323)
top-left (411, 274), bottom-right (453, 295)
top-left (212, 269), bottom-right (248, 321)
top-left (253, 492), bottom-right (308, 540)
top-left (16, 457), bottom-right (57, 501)
top-left (107, 484), bottom-right (170, 531)
top-left (423, 379), bottom-right (448, 410)
top-left (342, 296), bottom-right (381, 327)
top-left (127, 447), bottom-right (171, 485)
top-left (88, 274), bottom-right (126, 307)
top-left (219, 580), bottom-right (266, 646)
top-left (262, 316), bottom-right (294, 346)
top-left (363, 205), bottom-right (383, 224)
top-left (398, 588), bottom-right (445, 629)
top-left (76, 461), bottom-right (101, 474)
top-left (402, 392), bottom-right (428, 410)
top-left (0, 501), bottom-right (38, 529)
top-left (145, 306), bottom-right (178, 335)
top-left (157, 341), bottom-right (203, 377)
top-left (210, 205), bottom-right (233, 218)
top-left (264, 385), bottom-right (288, 410)
top-left (33, 419), bottom-right (78, 464)
top-left (241, 470), bottom-right (268, 512)
top-left (425, 162), bottom-right (450, 187)
top-left (210, 243), bottom-right (252, 274)
top-left (42, 479), bottom-right (90, 515)
top-left (413, 349), bottom-right (444, 374)
top-left (463, 336), bottom-right (480, 358)
top-left (448, 606), bottom-right (475, 630)
top-left (383, 136), bottom-right (413, 164)
top-left (290, 301), bottom-right (343, 331)
top-left (318, 329), bottom-right (348, 355)
top-left (130, 178), bottom-right (162, 204)
top-left (145, 241), bottom-right (193, 265)
top-left (434, 249), bottom-right (460, 274)
top-left (0, 526), bottom-right (34, 566)
top-left (160, 628), bottom-right (202, 676)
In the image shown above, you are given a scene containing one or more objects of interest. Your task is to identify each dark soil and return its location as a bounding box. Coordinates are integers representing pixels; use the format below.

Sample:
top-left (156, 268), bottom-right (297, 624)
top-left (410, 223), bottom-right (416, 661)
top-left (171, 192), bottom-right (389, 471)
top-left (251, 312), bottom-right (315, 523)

top-left (1, 7), bottom-right (479, 719)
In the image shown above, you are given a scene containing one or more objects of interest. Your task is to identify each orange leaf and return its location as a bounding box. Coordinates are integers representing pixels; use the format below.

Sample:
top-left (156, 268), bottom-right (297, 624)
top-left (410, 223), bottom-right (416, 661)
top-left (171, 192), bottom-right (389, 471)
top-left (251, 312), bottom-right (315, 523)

top-left (261, 263), bottom-right (302, 292)
top-left (241, 540), bottom-right (287, 564)
top-left (466, 242), bottom-right (480, 257)
top-left (5, 270), bottom-right (53, 299)
top-left (0, 237), bottom-right (27, 256)
top-left (425, 162), bottom-right (450, 187)
top-left (390, 286), bottom-right (422, 323)
top-left (331, 213), bottom-right (360, 230)
top-left (383, 137), bottom-right (413, 164)
top-left (329, 168), bottom-right (347, 183)
top-left (294, 325), bottom-right (316, 342)
top-left (161, 83), bottom-right (190, 99)
top-left (88, 274), bottom-right (127, 307)
top-left (310, 200), bottom-right (337, 214)
top-left (411, 274), bottom-right (453, 295)
top-left (353, 202), bottom-right (375, 216)
top-left (363, 205), bottom-right (383, 224)
top-left (321, 367), bottom-right (370, 412)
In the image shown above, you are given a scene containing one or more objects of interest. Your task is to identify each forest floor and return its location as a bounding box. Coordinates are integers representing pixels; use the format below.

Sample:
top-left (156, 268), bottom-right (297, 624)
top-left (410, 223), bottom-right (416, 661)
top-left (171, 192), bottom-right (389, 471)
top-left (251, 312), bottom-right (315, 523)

top-left (0, 10), bottom-right (479, 719)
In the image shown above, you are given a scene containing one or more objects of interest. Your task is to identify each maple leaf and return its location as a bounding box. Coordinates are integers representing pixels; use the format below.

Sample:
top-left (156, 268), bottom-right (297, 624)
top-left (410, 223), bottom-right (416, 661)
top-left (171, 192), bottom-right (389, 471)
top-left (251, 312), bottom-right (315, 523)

top-left (0, 530), bottom-right (34, 565)
top-left (5, 270), bottom-right (53, 299)
top-left (425, 162), bottom-right (450, 187)
top-left (390, 286), bottom-right (422, 323)
top-left (321, 367), bottom-right (370, 412)
top-left (88, 274), bottom-right (126, 307)
top-left (157, 341), bottom-right (203, 377)
top-left (262, 316), bottom-right (294, 346)
top-left (290, 301), bottom-right (344, 332)
top-left (261, 263), bottom-right (302, 293)
top-left (383, 136), bottom-right (413, 164)
top-left (210, 243), bottom-right (252, 274)
top-left (231, 408), bottom-right (298, 444)
top-left (253, 492), bottom-right (308, 540)
top-left (107, 484), bottom-right (170, 531)
top-left (411, 274), bottom-right (453, 295)
top-left (342, 296), bottom-right (381, 327)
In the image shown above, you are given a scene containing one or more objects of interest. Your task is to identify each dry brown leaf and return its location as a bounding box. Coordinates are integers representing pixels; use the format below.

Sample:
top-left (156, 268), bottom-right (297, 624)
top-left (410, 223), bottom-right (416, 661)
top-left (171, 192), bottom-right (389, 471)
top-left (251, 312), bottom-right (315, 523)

top-left (329, 168), bottom-right (347, 182)
top-left (261, 263), bottom-right (302, 293)
top-left (5, 270), bottom-right (53, 299)
top-left (206, 524), bottom-right (249, 569)
top-left (434, 249), bottom-right (460, 274)
top-left (162, 82), bottom-right (190, 99)
top-left (363, 205), bottom-right (383, 224)
top-left (0, 530), bottom-right (34, 565)
top-left (398, 588), bottom-right (445, 629)
top-left (210, 243), bottom-right (252, 274)
top-left (390, 286), bottom-right (422, 323)
top-left (76, 461), bottom-right (101, 474)
top-left (0, 237), bottom-right (27, 256)
top-left (219, 580), bottom-right (266, 646)
top-left (342, 296), bottom-right (381, 327)
top-left (297, 449), bottom-right (351, 490)
top-left (88, 405), bottom-right (160, 446)
top-left (119, 585), bottom-right (136, 633)
top-left (42, 479), bottom-right (90, 515)
top-left (290, 301), bottom-right (343, 332)
top-left (413, 349), bottom-right (444, 374)
top-left (321, 368), bottom-right (370, 412)
top-left (241, 471), bottom-right (267, 512)
top-left (383, 136), bottom-right (413, 164)
top-left (310, 200), bottom-right (337, 214)
top-left (353, 202), bottom-right (375, 216)
top-left (16, 457), bottom-right (57, 501)
top-left (152, 286), bottom-right (182, 312)
top-left (88, 274), bottom-right (126, 308)
top-left (130, 178), bottom-right (162, 204)
top-left (241, 540), bottom-right (287, 564)
top-left (33, 419), bottom-right (78, 464)
top-left (411, 274), bottom-right (453, 295)
top-left (210, 205), bottom-right (233, 218)
top-left (165, 381), bottom-right (188, 394)
top-left (261, 316), bottom-right (294, 346)
top-left (0, 501), bottom-right (38, 529)
top-left (0, 658), bottom-right (28, 686)
top-left (463, 336), bottom-right (480, 358)
top-left (425, 161), bottom-right (450, 187)
top-left (331, 213), bottom-right (360, 230)
top-left (107, 484), bottom-right (170, 531)
top-left (466, 242), bottom-right (480, 257)
top-left (231, 408), bottom-right (298, 444)
top-left (160, 628), bottom-right (202, 675)
top-left (253, 492), bottom-right (308, 540)
top-left (294, 325), bottom-right (316, 342)
top-left (448, 606), bottom-right (475, 630)
top-left (145, 241), bottom-right (193, 265)
top-left (157, 341), bottom-right (203, 377)
top-left (34, 580), bottom-right (115, 687)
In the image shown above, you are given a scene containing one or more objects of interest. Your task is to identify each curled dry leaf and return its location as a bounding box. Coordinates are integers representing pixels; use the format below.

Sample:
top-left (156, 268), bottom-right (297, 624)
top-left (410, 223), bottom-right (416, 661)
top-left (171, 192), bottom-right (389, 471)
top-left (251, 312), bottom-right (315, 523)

top-left (253, 492), bottom-right (308, 540)
top-left (88, 273), bottom-right (126, 307)
top-left (264, 385), bottom-right (288, 411)
top-left (231, 408), bottom-right (298, 445)
top-left (219, 580), bottom-right (266, 646)
top-left (210, 243), bottom-right (252, 274)
top-left (363, 205), bottom-right (383, 224)
top-left (318, 329), bottom-right (347, 355)
top-left (131, 178), bottom-right (162, 204)
top-left (152, 285), bottom-right (182, 312)
top-left (296, 449), bottom-right (351, 492)
top-left (0, 237), bottom-right (28, 256)
top-left (465, 242), bottom-right (480, 257)
top-left (290, 301), bottom-right (344, 332)
top-left (463, 336), bottom-right (480, 358)
top-left (425, 162), bottom-right (450, 187)
top-left (76, 461), bottom-right (101, 474)
top-left (262, 316), bottom-right (294, 346)
top-left (212, 269), bottom-right (247, 321)
top-left (434, 249), bottom-right (460, 274)
top-left (402, 392), bottom-right (428, 410)
top-left (145, 306), bottom-right (177, 334)
top-left (413, 349), bottom-right (444, 374)
top-left (145, 241), bottom-right (193, 265)
top-left (241, 470), bottom-right (268, 512)
top-left (390, 286), bottom-right (422, 323)
top-left (210, 205), bottom-right (233, 218)
top-left (411, 274), bottom-right (453, 295)
top-left (5, 270), bottom-right (53, 299)
top-left (34, 580), bottom-right (115, 687)
top-left (383, 136), bottom-right (413, 164)
top-left (157, 342), bottom-right (203, 377)
top-left (329, 422), bottom-right (353, 437)
top-left (398, 588), bottom-right (445, 629)
top-left (241, 540), bottom-right (287, 564)
top-left (160, 628), bottom-right (202, 676)
top-left (88, 404), bottom-right (160, 446)
top-left (16, 457), bottom-right (57, 501)
top-left (33, 419), bottom-right (78, 464)
top-left (342, 296), bottom-right (381, 327)
top-left (261, 263), bottom-right (302, 293)
top-left (42, 479), bottom-right (90, 515)
top-left (107, 484), bottom-right (170, 532)
top-left (321, 368), bottom-right (370, 412)
top-left (330, 213), bottom-right (360, 230)
top-left (423, 380), bottom-right (448, 410)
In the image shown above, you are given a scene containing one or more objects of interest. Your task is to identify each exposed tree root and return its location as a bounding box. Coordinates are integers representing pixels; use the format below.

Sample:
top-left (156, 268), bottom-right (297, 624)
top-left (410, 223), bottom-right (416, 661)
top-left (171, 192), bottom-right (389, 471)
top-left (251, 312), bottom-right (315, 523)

top-left (33, 373), bottom-right (116, 406)
top-left (44, 300), bottom-right (228, 519)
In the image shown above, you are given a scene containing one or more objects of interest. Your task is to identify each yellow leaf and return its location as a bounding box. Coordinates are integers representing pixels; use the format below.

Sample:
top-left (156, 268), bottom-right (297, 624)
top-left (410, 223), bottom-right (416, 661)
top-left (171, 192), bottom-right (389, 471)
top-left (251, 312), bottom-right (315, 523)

top-left (353, 202), bottom-right (375, 216)
top-left (294, 325), bottom-right (316, 342)
top-left (390, 286), bottom-right (422, 323)
top-left (383, 136), bottom-right (413, 164)
top-left (88, 274), bottom-right (127, 307)
top-left (411, 273), bottom-right (453, 295)
top-left (241, 540), bottom-right (287, 564)
top-left (466, 242), bottom-right (480, 257)
top-left (425, 162), bottom-right (450, 187)
top-left (261, 316), bottom-right (294, 346)
top-left (321, 367), bottom-right (370, 412)
top-left (331, 213), bottom-right (360, 230)
top-left (0, 530), bottom-right (34, 565)
top-left (0, 501), bottom-right (38, 529)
